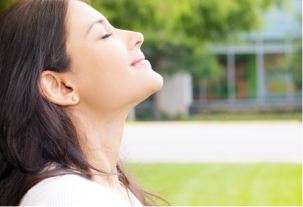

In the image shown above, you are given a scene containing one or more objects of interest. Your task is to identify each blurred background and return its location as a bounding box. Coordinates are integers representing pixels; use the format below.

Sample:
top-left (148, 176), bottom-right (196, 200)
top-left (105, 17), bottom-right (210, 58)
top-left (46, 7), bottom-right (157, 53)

top-left (1, 0), bottom-right (302, 206)
top-left (126, 0), bottom-right (302, 122)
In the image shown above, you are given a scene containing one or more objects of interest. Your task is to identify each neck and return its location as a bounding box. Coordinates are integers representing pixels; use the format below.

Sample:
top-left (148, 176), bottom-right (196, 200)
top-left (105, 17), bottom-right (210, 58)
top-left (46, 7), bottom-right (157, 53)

top-left (69, 107), bottom-right (130, 188)
top-left (68, 106), bottom-right (138, 206)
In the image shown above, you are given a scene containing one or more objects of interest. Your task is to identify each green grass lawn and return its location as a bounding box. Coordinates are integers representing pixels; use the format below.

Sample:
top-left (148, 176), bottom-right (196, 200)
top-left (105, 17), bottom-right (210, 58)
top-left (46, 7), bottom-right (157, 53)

top-left (126, 163), bottom-right (302, 206)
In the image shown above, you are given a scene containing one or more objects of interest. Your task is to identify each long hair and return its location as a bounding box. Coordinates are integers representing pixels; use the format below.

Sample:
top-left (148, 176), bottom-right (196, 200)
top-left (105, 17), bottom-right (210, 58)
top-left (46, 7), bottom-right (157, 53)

top-left (0, 0), bottom-right (169, 205)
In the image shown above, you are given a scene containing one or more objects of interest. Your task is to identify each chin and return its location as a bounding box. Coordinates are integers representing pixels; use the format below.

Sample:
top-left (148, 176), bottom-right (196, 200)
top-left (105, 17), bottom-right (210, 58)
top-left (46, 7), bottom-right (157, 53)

top-left (132, 73), bottom-right (163, 106)
top-left (125, 70), bottom-right (163, 108)
top-left (151, 72), bottom-right (164, 93)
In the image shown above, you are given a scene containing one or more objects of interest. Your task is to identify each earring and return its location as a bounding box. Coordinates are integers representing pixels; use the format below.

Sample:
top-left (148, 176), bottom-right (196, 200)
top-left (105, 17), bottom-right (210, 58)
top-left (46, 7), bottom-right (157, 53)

top-left (72, 96), bottom-right (78, 102)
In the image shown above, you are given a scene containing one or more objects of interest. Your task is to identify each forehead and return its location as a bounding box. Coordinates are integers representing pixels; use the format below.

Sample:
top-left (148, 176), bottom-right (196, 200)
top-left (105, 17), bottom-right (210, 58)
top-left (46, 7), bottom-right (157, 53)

top-left (66, 1), bottom-right (104, 38)
top-left (68, 0), bottom-right (103, 19)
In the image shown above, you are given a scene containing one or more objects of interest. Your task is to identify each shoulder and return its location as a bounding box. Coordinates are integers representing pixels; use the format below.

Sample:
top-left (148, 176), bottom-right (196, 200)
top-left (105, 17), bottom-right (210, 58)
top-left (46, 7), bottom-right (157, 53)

top-left (20, 174), bottom-right (129, 206)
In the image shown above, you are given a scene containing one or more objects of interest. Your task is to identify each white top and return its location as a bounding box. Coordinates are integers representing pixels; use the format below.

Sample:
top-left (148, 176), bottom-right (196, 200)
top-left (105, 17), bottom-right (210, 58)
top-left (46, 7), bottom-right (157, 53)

top-left (19, 174), bottom-right (143, 206)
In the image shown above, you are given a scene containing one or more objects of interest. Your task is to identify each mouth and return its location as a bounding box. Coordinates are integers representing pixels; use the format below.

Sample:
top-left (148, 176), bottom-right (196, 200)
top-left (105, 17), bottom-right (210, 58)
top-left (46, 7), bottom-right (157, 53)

top-left (131, 54), bottom-right (150, 68)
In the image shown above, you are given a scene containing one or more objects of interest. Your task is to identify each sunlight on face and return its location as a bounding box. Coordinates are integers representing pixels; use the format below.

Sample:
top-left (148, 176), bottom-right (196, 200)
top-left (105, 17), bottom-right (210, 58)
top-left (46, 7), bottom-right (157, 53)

top-left (65, 0), bottom-right (163, 112)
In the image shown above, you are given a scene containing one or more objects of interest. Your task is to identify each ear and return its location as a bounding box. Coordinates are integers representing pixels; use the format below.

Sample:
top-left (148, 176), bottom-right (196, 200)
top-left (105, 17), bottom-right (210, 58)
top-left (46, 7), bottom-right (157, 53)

top-left (39, 70), bottom-right (79, 106)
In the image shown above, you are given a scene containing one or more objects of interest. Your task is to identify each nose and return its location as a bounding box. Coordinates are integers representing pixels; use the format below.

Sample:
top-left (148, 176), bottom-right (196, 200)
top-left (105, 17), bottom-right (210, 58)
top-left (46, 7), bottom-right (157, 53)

top-left (125, 30), bottom-right (144, 50)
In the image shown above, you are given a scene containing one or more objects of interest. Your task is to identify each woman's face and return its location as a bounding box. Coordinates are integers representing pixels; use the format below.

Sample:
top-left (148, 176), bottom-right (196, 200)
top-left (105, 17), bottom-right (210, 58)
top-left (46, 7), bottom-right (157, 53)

top-left (65, 1), bottom-right (163, 112)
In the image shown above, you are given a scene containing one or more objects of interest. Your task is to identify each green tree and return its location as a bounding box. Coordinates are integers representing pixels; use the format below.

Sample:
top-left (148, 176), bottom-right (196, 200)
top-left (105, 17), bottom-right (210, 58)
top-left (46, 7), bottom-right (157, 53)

top-left (1, 0), bottom-right (287, 119)
top-left (285, 13), bottom-right (302, 90)
top-left (92, 0), bottom-right (286, 118)
top-left (288, 40), bottom-right (302, 88)
top-left (0, 0), bottom-right (288, 77)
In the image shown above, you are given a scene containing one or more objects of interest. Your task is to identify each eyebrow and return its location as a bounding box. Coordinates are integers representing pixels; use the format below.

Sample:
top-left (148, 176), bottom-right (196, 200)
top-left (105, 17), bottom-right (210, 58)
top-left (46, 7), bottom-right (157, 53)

top-left (86, 19), bottom-right (105, 36)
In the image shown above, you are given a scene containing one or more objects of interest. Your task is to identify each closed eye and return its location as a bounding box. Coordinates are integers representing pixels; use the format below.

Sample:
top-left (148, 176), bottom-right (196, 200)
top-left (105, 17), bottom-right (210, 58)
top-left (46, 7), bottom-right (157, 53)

top-left (102, 33), bottom-right (112, 39)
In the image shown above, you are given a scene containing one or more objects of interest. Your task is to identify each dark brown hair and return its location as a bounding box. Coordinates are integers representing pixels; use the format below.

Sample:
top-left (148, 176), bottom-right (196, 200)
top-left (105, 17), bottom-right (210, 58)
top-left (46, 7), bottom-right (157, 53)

top-left (0, 0), bottom-right (169, 205)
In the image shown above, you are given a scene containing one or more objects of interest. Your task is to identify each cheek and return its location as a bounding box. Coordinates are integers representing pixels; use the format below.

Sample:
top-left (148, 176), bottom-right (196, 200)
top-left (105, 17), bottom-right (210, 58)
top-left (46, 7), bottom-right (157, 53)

top-left (70, 41), bottom-right (163, 110)
top-left (71, 42), bottom-right (132, 108)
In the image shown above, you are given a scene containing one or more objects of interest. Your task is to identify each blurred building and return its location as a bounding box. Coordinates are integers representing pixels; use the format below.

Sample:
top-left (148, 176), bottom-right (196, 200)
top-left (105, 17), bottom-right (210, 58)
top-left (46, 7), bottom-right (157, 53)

top-left (190, 0), bottom-right (302, 114)
top-left (133, 0), bottom-right (302, 119)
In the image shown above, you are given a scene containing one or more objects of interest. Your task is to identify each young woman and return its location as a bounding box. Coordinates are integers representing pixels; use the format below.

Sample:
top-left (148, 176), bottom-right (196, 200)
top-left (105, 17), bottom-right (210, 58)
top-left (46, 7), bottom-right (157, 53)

top-left (0, 0), bottom-right (168, 205)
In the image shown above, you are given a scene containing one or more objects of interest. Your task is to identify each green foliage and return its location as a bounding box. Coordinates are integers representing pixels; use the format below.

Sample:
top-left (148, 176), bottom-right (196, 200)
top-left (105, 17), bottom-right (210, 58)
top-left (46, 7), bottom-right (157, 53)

top-left (1, 0), bottom-right (288, 80)
top-left (142, 41), bottom-right (224, 78)
top-left (285, 14), bottom-right (302, 87)
top-left (92, 0), bottom-right (286, 79)
top-left (127, 163), bottom-right (302, 206)
top-left (93, 0), bottom-right (283, 43)
top-left (288, 41), bottom-right (303, 87)
top-left (0, 0), bottom-right (18, 13)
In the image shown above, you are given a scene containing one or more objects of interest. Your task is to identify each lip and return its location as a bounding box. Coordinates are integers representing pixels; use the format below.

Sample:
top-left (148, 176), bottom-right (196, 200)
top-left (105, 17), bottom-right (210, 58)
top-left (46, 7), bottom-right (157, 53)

top-left (131, 54), bottom-right (148, 67)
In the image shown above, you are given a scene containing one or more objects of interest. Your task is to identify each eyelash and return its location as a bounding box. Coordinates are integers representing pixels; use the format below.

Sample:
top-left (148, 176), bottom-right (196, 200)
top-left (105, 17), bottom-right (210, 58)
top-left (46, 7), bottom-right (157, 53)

top-left (102, 33), bottom-right (112, 39)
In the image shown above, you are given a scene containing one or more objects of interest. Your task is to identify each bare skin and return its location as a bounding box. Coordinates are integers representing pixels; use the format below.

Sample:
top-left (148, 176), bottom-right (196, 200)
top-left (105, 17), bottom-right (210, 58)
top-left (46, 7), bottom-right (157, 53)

top-left (39, 0), bottom-right (163, 205)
